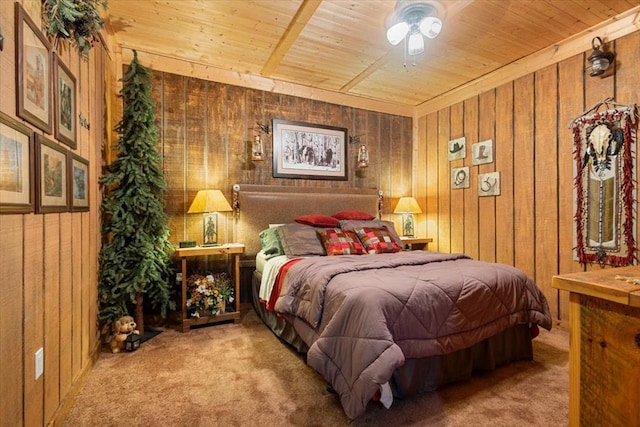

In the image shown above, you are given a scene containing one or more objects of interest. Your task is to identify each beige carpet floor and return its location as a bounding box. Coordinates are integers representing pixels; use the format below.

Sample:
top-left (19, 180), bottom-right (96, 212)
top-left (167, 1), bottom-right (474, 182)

top-left (64, 307), bottom-right (569, 426)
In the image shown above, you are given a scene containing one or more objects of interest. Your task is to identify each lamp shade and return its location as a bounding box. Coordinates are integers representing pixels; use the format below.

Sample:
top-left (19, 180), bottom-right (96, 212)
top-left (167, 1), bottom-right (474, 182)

top-left (187, 190), bottom-right (232, 214)
top-left (394, 197), bottom-right (422, 214)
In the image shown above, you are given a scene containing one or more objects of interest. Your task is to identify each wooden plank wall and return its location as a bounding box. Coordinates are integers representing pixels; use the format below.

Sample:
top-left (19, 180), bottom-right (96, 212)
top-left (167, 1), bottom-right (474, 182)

top-left (144, 65), bottom-right (413, 251)
top-left (0, 1), bottom-right (106, 426)
top-left (416, 30), bottom-right (640, 324)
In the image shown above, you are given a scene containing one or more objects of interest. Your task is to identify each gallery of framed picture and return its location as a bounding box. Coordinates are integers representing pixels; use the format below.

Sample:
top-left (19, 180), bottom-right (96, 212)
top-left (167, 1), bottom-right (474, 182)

top-left (0, 115), bottom-right (89, 215)
top-left (448, 137), bottom-right (501, 197)
top-left (2, 4), bottom-right (87, 215)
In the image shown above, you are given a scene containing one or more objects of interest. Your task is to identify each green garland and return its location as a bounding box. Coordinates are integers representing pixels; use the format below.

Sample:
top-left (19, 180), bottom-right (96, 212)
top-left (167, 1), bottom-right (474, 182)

top-left (43, 0), bottom-right (107, 56)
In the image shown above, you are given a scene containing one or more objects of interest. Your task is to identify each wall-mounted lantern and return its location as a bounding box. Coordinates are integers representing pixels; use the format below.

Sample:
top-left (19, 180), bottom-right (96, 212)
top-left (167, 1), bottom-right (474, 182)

top-left (587, 36), bottom-right (615, 77)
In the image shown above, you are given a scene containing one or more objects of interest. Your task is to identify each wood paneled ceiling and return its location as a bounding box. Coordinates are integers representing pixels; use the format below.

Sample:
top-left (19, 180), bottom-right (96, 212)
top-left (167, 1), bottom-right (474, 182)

top-left (105, 0), bottom-right (639, 110)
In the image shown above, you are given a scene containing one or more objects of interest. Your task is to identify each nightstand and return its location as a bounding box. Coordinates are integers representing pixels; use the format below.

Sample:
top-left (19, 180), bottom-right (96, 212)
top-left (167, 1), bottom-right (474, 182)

top-left (400, 237), bottom-right (433, 251)
top-left (175, 243), bottom-right (245, 332)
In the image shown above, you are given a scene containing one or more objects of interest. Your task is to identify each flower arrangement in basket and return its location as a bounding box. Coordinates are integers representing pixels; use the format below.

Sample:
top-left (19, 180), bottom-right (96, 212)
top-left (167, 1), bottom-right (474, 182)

top-left (186, 273), bottom-right (233, 318)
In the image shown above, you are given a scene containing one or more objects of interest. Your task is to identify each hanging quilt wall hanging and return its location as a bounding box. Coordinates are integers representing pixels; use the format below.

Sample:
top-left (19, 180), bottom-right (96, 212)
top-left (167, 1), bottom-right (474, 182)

top-left (571, 98), bottom-right (638, 267)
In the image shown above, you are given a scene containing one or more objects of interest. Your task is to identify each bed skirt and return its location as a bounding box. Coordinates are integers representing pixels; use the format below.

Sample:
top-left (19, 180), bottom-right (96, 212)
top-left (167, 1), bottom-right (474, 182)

top-left (251, 270), bottom-right (533, 397)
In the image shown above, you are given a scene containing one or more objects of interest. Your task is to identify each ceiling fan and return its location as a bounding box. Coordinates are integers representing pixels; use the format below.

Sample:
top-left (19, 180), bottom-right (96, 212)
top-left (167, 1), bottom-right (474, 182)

top-left (386, 0), bottom-right (443, 66)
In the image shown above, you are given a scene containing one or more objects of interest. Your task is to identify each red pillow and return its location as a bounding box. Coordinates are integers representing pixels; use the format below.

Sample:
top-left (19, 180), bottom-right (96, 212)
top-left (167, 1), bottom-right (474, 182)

top-left (294, 214), bottom-right (339, 228)
top-left (317, 228), bottom-right (365, 256)
top-left (354, 227), bottom-right (402, 254)
top-left (331, 210), bottom-right (375, 221)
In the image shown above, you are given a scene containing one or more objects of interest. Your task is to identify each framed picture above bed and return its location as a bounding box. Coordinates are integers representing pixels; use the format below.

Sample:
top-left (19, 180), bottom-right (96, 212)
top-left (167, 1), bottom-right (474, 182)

top-left (272, 119), bottom-right (348, 180)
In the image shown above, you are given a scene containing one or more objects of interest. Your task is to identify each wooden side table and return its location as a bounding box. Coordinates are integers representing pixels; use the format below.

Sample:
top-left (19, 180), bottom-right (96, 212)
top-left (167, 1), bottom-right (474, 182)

top-left (552, 266), bottom-right (640, 427)
top-left (175, 244), bottom-right (245, 332)
top-left (399, 237), bottom-right (433, 251)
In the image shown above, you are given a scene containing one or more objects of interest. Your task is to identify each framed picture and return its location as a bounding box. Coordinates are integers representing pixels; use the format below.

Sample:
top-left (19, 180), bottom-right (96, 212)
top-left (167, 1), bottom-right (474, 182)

top-left (35, 135), bottom-right (68, 213)
top-left (16, 3), bottom-right (52, 134)
top-left (203, 212), bottom-right (218, 246)
top-left (472, 139), bottom-right (494, 165)
top-left (448, 137), bottom-right (466, 161)
top-left (451, 166), bottom-right (470, 189)
top-left (478, 171), bottom-right (500, 197)
top-left (68, 153), bottom-right (89, 211)
top-left (0, 112), bottom-right (34, 214)
top-left (272, 119), bottom-right (348, 180)
top-left (54, 54), bottom-right (77, 148)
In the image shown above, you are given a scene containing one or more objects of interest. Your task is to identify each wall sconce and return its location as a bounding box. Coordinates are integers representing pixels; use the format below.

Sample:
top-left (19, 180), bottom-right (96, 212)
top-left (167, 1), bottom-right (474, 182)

top-left (587, 36), bottom-right (615, 77)
top-left (250, 122), bottom-right (270, 162)
top-left (357, 145), bottom-right (369, 168)
top-left (256, 122), bottom-right (270, 135)
top-left (394, 196), bottom-right (422, 237)
top-left (187, 189), bottom-right (233, 246)
top-left (251, 134), bottom-right (264, 161)
top-left (349, 135), bottom-right (369, 169)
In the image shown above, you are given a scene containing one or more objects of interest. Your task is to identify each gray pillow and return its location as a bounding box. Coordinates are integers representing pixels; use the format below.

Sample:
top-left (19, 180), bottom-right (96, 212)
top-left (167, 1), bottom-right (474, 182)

top-left (277, 223), bottom-right (325, 256)
top-left (338, 219), bottom-right (404, 249)
top-left (259, 226), bottom-right (284, 259)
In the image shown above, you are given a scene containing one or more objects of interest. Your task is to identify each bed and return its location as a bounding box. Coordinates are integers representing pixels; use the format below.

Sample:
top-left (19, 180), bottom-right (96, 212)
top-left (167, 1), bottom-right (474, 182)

top-left (233, 184), bottom-right (552, 419)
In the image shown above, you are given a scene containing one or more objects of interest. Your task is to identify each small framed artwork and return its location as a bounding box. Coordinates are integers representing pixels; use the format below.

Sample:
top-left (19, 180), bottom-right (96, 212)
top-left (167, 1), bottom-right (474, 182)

top-left (451, 166), bottom-right (470, 189)
top-left (272, 119), bottom-right (348, 180)
top-left (0, 112), bottom-right (35, 213)
top-left (35, 134), bottom-right (68, 213)
top-left (54, 54), bottom-right (77, 149)
top-left (68, 153), bottom-right (89, 211)
top-left (448, 137), bottom-right (466, 161)
top-left (203, 212), bottom-right (218, 246)
top-left (16, 3), bottom-right (52, 134)
top-left (472, 139), bottom-right (493, 165)
top-left (478, 172), bottom-right (500, 197)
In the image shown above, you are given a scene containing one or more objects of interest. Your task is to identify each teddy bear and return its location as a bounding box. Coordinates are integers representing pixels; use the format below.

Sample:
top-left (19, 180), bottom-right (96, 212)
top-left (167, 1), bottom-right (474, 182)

top-left (109, 315), bottom-right (140, 353)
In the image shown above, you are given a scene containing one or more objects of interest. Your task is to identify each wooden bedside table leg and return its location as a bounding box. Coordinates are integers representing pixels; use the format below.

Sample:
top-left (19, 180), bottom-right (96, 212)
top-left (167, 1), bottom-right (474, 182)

top-left (181, 256), bottom-right (189, 332)
top-left (233, 253), bottom-right (240, 320)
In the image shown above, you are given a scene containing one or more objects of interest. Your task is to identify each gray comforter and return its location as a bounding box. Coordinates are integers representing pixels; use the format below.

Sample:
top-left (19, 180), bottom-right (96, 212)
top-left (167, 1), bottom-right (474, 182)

top-left (274, 251), bottom-right (552, 419)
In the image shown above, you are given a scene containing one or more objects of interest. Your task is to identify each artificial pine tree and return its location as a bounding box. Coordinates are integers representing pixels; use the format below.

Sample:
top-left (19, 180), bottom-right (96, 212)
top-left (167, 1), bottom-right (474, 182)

top-left (98, 50), bottom-right (174, 337)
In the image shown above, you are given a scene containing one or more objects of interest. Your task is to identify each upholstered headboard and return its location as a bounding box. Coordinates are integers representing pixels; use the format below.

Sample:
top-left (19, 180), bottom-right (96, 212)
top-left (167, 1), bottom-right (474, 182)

top-left (233, 184), bottom-right (382, 263)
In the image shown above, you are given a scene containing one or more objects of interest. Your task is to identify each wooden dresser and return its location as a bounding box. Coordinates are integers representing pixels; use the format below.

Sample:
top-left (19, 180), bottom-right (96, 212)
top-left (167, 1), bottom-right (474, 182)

top-left (552, 266), bottom-right (640, 427)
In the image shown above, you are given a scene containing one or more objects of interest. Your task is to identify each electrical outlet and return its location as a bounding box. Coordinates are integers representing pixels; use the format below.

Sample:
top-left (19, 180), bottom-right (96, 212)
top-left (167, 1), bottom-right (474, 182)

top-left (35, 348), bottom-right (44, 380)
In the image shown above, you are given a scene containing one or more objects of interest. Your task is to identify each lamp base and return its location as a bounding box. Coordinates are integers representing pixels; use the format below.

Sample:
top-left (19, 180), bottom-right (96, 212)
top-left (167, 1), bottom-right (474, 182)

top-left (202, 212), bottom-right (219, 246)
top-left (401, 213), bottom-right (415, 237)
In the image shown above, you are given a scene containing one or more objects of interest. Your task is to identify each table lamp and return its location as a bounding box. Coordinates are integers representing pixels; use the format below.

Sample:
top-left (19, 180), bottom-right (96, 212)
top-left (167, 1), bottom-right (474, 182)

top-left (187, 189), bottom-right (233, 246)
top-left (394, 196), bottom-right (422, 237)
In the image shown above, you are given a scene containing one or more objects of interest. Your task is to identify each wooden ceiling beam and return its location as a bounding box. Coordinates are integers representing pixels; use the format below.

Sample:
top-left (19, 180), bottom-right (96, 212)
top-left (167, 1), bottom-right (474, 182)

top-left (261, 0), bottom-right (323, 77)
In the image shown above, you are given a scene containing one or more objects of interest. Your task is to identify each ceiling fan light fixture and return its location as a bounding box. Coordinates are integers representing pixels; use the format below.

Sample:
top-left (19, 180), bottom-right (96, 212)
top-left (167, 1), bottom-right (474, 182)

top-left (387, 21), bottom-right (409, 45)
top-left (386, 1), bottom-right (442, 65)
top-left (407, 31), bottom-right (424, 56)
top-left (419, 16), bottom-right (442, 39)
